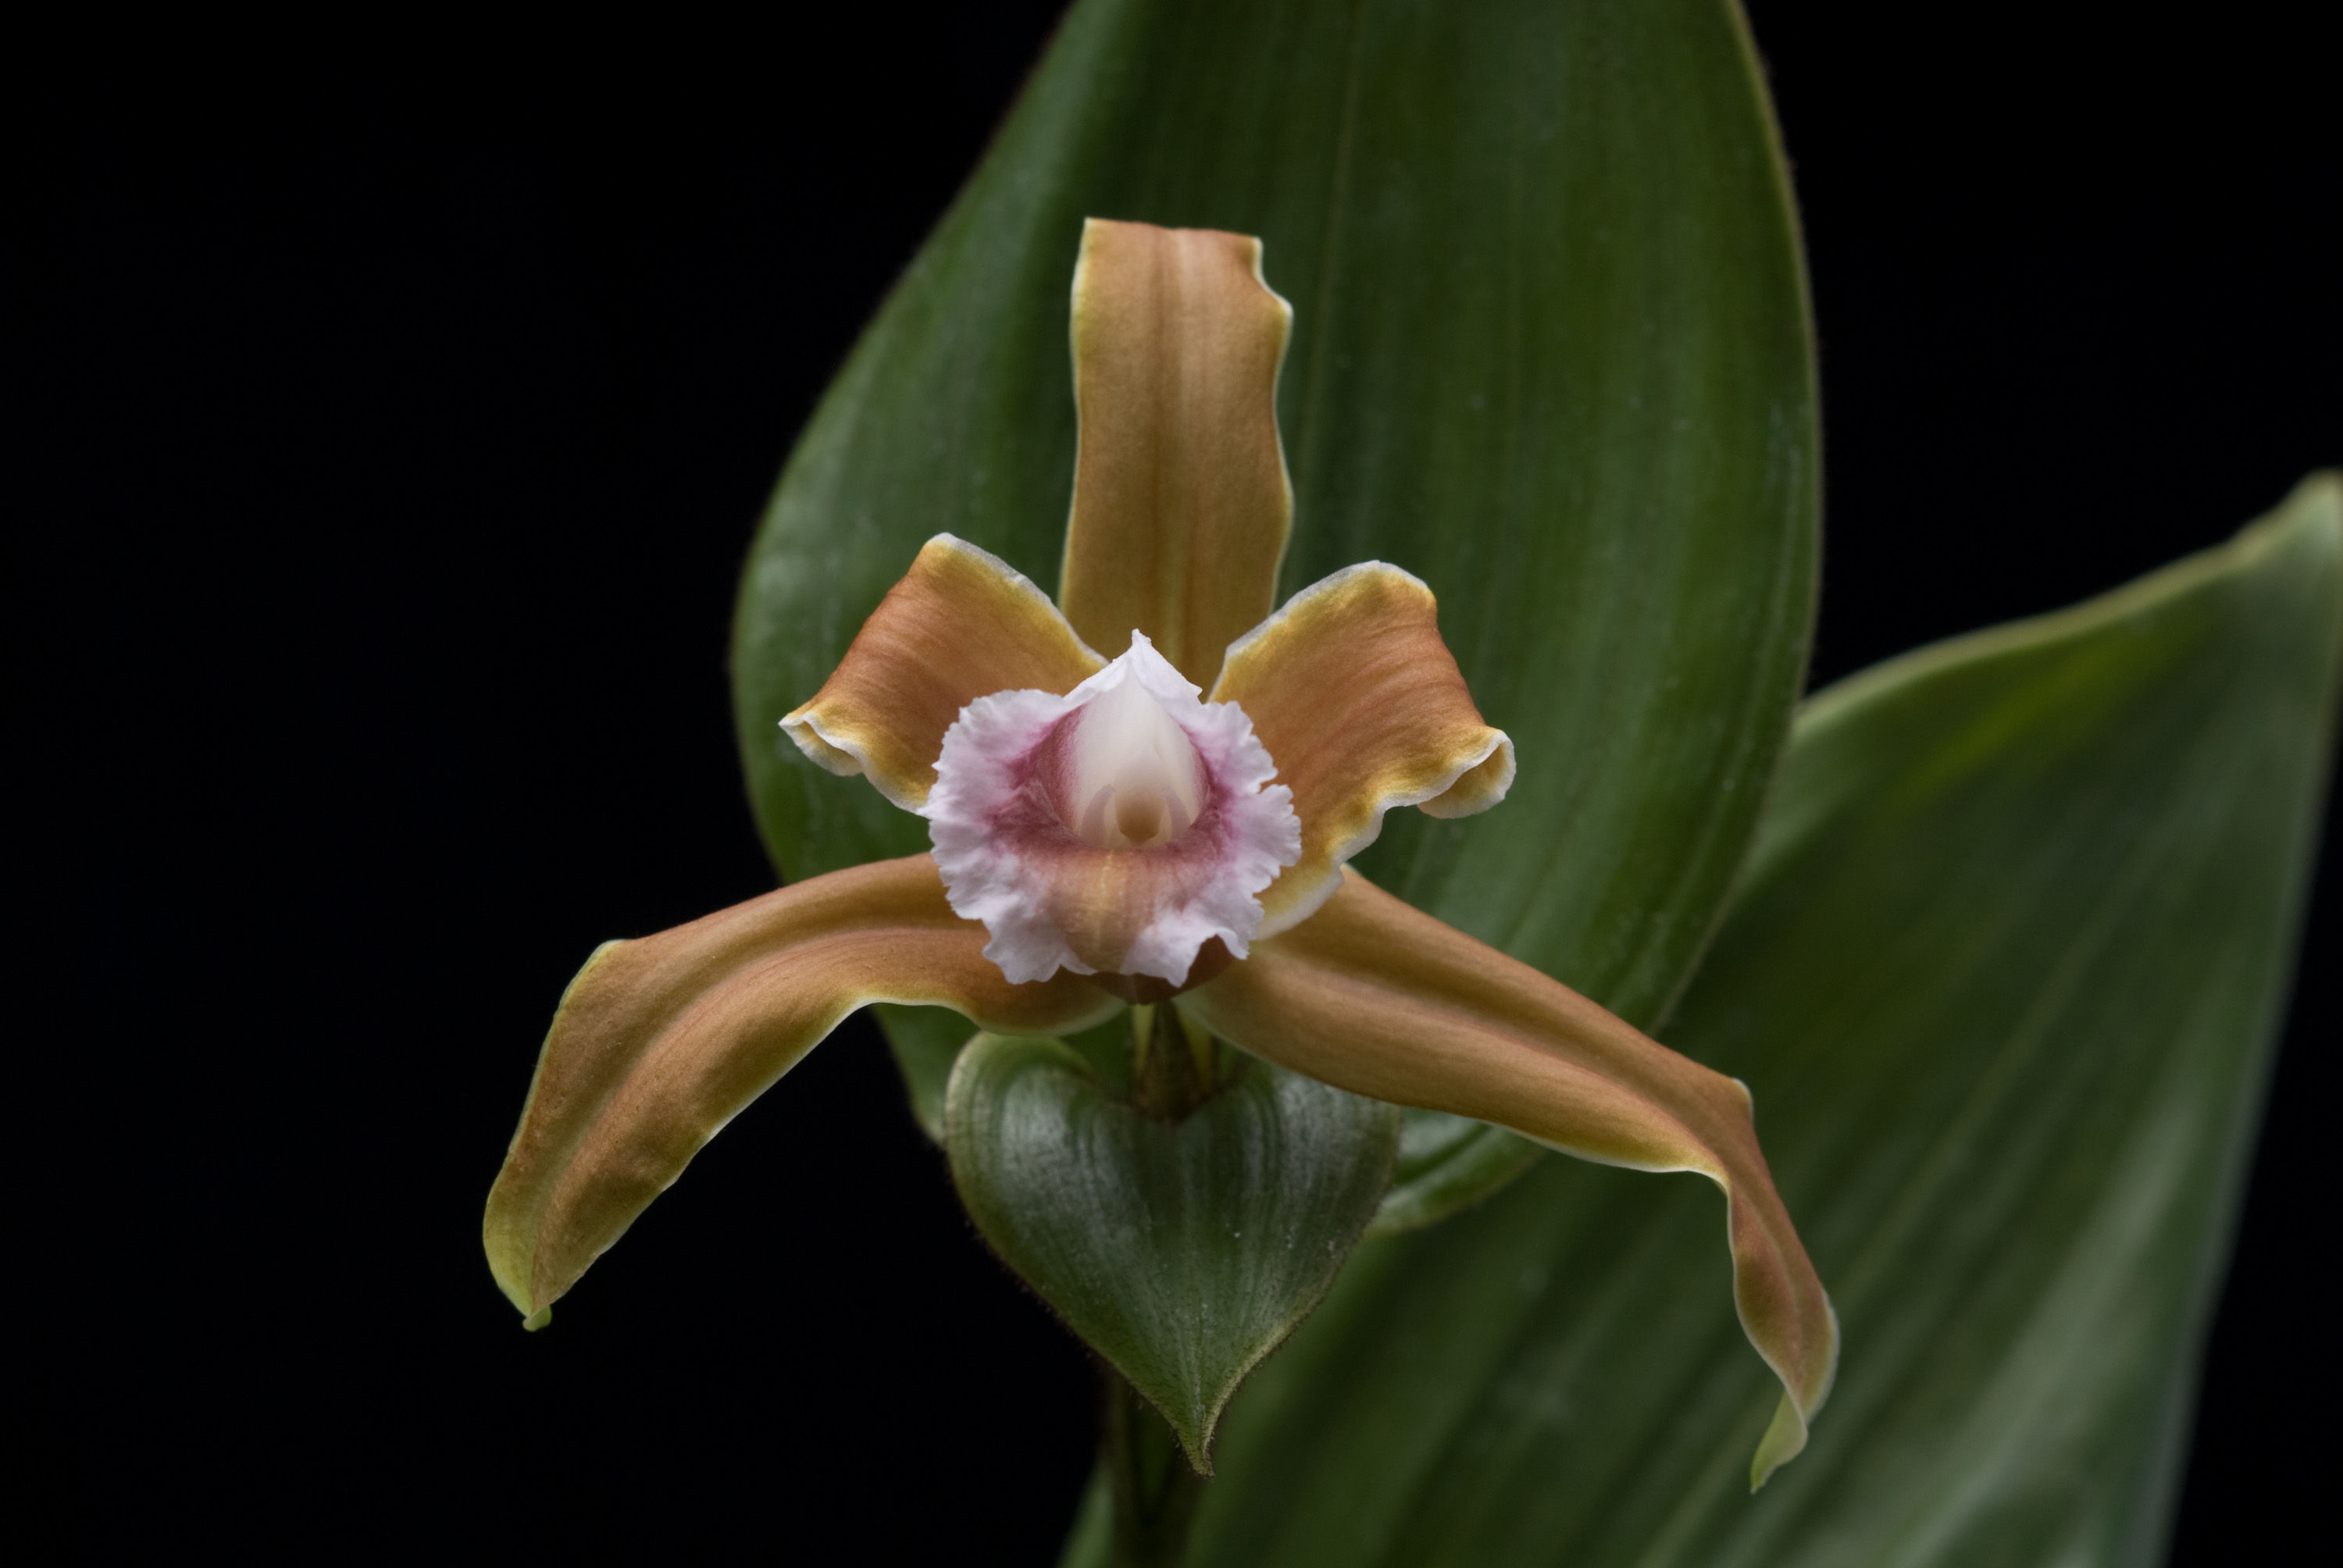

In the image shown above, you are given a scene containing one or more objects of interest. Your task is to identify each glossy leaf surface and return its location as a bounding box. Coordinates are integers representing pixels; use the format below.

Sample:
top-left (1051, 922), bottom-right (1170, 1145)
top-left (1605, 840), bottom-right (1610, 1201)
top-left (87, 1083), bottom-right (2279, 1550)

top-left (732, 0), bottom-right (1818, 1209)
top-left (946, 1033), bottom-right (1396, 1469)
top-left (1061, 479), bottom-right (2338, 1565)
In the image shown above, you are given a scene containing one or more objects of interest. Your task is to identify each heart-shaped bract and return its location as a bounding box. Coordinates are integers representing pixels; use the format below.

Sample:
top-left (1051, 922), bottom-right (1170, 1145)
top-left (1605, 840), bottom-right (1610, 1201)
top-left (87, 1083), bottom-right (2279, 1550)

top-left (944, 1034), bottom-right (1397, 1468)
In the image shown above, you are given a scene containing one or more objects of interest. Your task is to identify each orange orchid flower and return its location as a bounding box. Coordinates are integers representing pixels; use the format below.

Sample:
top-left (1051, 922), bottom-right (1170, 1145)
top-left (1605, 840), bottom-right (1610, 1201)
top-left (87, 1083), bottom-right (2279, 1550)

top-left (483, 218), bottom-right (1838, 1486)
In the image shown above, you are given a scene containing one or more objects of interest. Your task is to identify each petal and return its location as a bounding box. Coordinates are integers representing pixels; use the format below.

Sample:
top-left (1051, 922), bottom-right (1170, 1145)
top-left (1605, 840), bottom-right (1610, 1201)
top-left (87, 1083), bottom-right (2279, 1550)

top-left (1181, 870), bottom-right (1837, 1484)
top-left (483, 853), bottom-right (1121, 1323)
top-left (925, 634), bottom-right (1299, 988)
top-left (1211, 562), bottom-right (1515, 933)
top-left (782, 533), bottom-right (1104, 810)
top-left (1057, 218), bottom-right (1295, 690)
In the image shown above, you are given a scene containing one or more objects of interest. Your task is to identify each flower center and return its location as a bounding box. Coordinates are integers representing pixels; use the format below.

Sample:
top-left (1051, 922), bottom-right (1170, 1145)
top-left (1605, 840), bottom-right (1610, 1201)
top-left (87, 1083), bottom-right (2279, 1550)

top-left (1052, 670), bottom-right (1205, 850)
top-left (923, 629), bottom-right (1298, 987)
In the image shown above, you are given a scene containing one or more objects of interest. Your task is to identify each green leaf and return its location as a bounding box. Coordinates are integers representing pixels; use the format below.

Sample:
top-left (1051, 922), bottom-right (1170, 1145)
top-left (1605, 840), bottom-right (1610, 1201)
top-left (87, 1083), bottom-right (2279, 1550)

top-left (945, 1032), bottom-right (1397, 1469)
top-left (731, 0), bottom-right (1818, 1211)
top-left (1112, 478), bottom-right (2340, 1566)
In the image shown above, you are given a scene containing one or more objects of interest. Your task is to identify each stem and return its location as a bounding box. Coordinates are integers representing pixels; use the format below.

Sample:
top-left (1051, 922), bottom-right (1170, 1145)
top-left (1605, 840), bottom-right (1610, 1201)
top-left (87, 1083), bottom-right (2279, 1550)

top-left (1129, 1000), bottom-right (1219, 1121)
top-left (1103, 1367), bottom-right (1205, 1567)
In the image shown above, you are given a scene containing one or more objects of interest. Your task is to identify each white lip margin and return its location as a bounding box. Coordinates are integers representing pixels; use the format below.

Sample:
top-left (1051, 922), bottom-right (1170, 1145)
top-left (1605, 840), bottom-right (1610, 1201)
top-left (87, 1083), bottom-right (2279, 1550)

top-left (921, 631), bottom-right (1300, 986)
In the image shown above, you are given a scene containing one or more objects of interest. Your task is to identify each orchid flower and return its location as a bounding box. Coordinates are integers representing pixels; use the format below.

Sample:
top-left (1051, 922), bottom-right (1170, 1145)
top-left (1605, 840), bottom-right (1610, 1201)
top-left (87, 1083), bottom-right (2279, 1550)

top-left (483, 219), bottom-right (1838, 1485)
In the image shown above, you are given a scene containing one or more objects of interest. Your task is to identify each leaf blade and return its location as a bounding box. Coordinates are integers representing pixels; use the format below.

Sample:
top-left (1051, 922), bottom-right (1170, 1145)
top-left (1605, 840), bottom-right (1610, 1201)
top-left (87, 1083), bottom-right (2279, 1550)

top-left (1173, 477), bottom-right (2343, 1566)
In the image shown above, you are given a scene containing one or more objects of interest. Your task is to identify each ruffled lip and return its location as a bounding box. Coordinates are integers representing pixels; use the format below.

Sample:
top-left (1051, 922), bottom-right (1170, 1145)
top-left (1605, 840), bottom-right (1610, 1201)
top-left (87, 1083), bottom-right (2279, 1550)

top-left (923, 633), bottom-right (1301, 988)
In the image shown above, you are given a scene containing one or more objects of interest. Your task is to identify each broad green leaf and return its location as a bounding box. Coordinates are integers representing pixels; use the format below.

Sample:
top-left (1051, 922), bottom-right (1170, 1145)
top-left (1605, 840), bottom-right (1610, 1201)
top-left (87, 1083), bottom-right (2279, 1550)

top-left (945, 1033), bottom-right (1397, 1468)
top-left (1078, 478), bottom-right (2338, 1566)
top-left (732, 0), bottom-right (1819, 1213)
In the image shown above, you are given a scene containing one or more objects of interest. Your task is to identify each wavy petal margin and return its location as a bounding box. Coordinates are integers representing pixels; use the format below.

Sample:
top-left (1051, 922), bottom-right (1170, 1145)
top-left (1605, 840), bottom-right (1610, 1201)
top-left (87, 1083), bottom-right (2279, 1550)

top-left (783, 534), bottom-right (1104, 810)
top-left (1182, 871), bottom-right (1836, 1487)
top-left (483, 854), bottom-right (1121, 1324)
top-left (1057, 218), bottom-right (1295, 690)
top-left (1212, 563), bottom-right (1515, 935)
top-left (925, 635), bottom-right (1299, 985)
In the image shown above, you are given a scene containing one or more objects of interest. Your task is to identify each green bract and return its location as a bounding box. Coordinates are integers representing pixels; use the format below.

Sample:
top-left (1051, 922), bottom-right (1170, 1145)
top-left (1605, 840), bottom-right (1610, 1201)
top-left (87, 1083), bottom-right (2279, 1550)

top-left (947, 1032), bottom-right (1396, 1470)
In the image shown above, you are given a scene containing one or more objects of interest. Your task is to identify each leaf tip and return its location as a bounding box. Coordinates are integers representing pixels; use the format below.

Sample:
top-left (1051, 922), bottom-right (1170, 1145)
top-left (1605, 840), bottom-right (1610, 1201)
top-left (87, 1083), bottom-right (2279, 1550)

top-left (522, 1306), bottom-right (552, 1332)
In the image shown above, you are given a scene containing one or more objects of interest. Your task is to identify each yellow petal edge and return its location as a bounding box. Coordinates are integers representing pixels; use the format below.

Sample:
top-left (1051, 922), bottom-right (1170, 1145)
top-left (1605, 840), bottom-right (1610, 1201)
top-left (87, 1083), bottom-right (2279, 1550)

top-left (1058, 218), bottom-right (1295, 690)
top-left (1213, 562), bottom-right (1515, 935)
top-left (783, 535), bottom-right (1103, 809)
top-left (483, 854), bottom-right (1120, 1322)
top-left (1185, 871), bottom-right (1838, 1487)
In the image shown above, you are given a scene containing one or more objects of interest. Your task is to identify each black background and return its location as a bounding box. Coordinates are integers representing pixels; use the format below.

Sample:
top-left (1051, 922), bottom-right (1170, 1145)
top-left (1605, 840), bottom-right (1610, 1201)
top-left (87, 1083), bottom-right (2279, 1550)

top-left (8, 5), bottom-right (2334, 1560)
